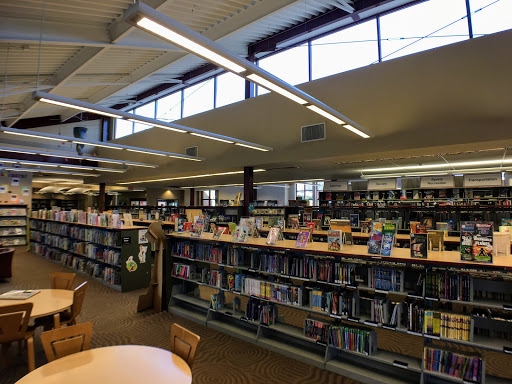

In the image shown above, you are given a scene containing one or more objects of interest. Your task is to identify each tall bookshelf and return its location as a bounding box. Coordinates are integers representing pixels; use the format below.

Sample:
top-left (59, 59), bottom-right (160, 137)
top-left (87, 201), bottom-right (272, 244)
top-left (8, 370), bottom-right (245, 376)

top-left (0, 204), bottom-right (28, 246)
top-left (29, 218), bottom-right (151, 292)
top-left (165, 233), bottom-right (512, 384)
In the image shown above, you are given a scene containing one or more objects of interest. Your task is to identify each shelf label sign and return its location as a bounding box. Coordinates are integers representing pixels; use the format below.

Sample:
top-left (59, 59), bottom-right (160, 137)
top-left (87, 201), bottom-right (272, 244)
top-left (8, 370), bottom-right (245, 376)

top-left (464, 173), bottom-right (502, 187)
top-left (323, 180), bottom-right (348, 191)
top-left (368, 178), bottom-right (397, 191)
top-left (420, 175), bottom-right (455, 189)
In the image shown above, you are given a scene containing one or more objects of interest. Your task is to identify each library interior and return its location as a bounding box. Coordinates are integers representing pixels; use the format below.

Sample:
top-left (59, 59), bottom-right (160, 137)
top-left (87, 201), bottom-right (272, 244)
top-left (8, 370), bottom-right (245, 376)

top-left (1, 0), bottom-right (512, 383)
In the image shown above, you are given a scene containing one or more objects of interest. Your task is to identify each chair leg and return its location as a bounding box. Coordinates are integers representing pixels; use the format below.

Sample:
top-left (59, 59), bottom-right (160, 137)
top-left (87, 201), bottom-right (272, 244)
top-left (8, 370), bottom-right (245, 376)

top-left (2, 343), bottom-right (11, 368)
top-left (53, 313), bottom-right (61, 329)
top-left (26, 336), bottom-right (35, 372)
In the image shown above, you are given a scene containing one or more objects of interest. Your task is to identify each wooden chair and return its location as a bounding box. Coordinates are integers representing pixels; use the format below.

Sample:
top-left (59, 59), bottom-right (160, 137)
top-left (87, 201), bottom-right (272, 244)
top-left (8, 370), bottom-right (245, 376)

top-left (170, 323), bottom-right (200, 368)
top-left (54, 281), bottom-right (88, 328)
top-left (0, 248), bottom-right (14, 279)
top-left (50, 272), bottom-right (76, 290)
top-left (40, 322), bottom-right (92, 362)
top-left (0, 303), bottom-right (35, 371)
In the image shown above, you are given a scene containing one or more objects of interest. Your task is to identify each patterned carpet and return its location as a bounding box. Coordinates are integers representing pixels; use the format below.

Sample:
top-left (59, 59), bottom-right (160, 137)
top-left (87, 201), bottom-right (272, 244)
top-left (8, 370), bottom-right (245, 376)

top-left (0, 247), bottom-right (360, 384)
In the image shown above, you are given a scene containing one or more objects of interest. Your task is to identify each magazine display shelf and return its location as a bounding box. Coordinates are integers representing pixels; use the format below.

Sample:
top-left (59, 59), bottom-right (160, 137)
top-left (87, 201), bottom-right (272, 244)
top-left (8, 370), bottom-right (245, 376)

top-left (165, 233), bottom-right (512, 384)
top-left (29, 218), bottom-right (151, 292)
top-left (0, 204), bottom-right (28, 246)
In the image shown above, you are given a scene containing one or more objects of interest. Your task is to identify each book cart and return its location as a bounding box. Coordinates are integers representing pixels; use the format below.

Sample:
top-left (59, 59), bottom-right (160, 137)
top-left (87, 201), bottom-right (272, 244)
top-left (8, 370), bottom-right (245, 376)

top-left (30, 218), bottom-right (151, 292)
top-left (165, 233), bottom-right (512, 384)
top-left (0, 204), bottom-right (28, 246)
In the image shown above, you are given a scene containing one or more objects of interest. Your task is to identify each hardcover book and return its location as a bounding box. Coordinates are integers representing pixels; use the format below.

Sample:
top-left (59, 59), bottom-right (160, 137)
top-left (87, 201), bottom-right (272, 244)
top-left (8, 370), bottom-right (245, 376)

top-left (327, 230), bottom-right (342, 251)
top-left (295, 230), bottom-right (310, 248)
top-left (330, 219), bottom-right (352, 244)
top-left (411, 233), bottom-right (428, 258)
top-left (472, 222), bottom-right (493, 263)
top-left (368, 222), bottom-right (383, 255)
top-left (460, 222), bottom-right (475, 261)
top-left (361, 220), bottom-right (372, 234)
top-left (380, 222), bottom-right (397, 256)
top-left (350, 214), bottom-right (360, 228)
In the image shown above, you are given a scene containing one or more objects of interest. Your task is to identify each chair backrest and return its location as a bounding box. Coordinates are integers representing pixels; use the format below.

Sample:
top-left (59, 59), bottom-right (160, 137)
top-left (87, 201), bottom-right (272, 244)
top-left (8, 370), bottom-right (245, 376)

top-left (69, 281), bottom-right (88, 323)
top-left (50, 272), bottom-right (76, 290)
top-left (40, 322), bottom-right (93, 362)
top-left (0, 303), bottom-right (32, 343)
top-left (170, 323), bottom-right (200, 368)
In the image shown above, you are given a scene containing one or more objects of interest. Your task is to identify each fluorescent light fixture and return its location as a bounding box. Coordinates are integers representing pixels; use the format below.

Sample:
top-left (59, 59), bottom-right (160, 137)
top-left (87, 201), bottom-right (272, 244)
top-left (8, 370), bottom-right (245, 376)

top-left (307, 105), bottom-right (344, 124)
top-left (59, 165), bottom-right (126, 173)
top-left (362, 159), bottom-right (512, 173)
top-left (19, 161), bottom-right (58, 167)
top-left (3, 167), bottom-right (99, 177)
top-left (255, 178), bottom-right (324, 185)
top-left (33, 91), bottom-right (272, 151)
top-left (343, 124), bottom-right (371, 139)
top-left (39, 97), bottom-right (123, 119)
top-left (235, 143), bottom-right (270, 152)
top-left (127, 119), bottom-right (187, 133)
top-left (123, 2), bottom-right (373, 139)
top-left (117, 169), bottom-right (266, 185)
top-left (0, 126), bottom-right (203, 161)
top-left (247, 74), bottom-right (307, 105)
top-left (190, 133), bottom-right (234, 143)
top-left (137, 18), bottom-right (245, 73)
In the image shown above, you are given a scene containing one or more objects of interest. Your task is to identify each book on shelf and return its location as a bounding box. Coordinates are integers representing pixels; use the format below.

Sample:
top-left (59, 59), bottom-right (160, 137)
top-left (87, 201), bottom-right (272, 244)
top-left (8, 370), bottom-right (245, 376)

top-left (227, 222), bottom-right (237, 235)
top-left (122, 213), bottom-right (133, 227)
top-left (411, 233), bottom-right (428, 258)
top-left (288, 214), bottom-right (300, 229)
top-left (427, 230), bottom-right (445, 251)
top-left (461, 221), bottom-right (493, 263)
top-left (493, 232), bottom-right (510, 256)
top-left (330, 219), bottom-right (352, 244)
top-left (0, 290), bottom-right (41, 300)
top-left (435, 222), bottom-right (449, 233)
top-left (190, 218), bottom-right (204, 238)
top-left (233, 226), bottom-right (248, 243)
top-left (306, 222), bottom-right (315, 234)
top-left (360, 220), bottom-right (371, 234)
top-left (210, 223), bottom-right (217, 234)
top-left (423, 347), bottom-right (482, 383)
top-left (380, 222), bottom-right (396, 256)
top-left (422, 217), bottom-right (433, 229)
top-left (349, 213), bottom-right (359, 228)
top-left (304, 318), bottom-right (329, 343)
top-left (295, 230), bottom-right (310, 248)
top-left (367, 222), bottom-right (383, 255)
top-left (265, 227), bottom-right (280, 245)
top-left (327, 230), bottom-right (342, 251)
top-left (212, 227), bottom-right (226, 240)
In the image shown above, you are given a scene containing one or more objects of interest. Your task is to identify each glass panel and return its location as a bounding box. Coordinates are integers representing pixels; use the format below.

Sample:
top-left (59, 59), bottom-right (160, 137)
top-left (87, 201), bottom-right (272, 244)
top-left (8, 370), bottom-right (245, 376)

top-left (312, 19), bottom-right (378, 80)
top-left (115, 119), bottom-right (133, 138)
top-left (156, 92), bottom-right (182, 122)
top-left (470, 0), bottom-right (512, 37)
top-left (380, 0), bottom-right (469, 62)
top-left (210, 190), bottom-right (216, 199)
top-left (216, 72), bottom-right (245, 108)
top-left (257, 44), bottom-right (309, 96)
top-left (183, 79), bottom-right (215, 118)
top-left (133, 102), bottom-right (155, 133)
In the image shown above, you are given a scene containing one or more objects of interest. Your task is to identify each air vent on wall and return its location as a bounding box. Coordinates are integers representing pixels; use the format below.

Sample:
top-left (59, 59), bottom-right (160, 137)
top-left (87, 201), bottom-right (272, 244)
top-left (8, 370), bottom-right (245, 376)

top-left (186, 146), bottom-right (198, 157)
top-left (301, 123), bottom-right (326, 142)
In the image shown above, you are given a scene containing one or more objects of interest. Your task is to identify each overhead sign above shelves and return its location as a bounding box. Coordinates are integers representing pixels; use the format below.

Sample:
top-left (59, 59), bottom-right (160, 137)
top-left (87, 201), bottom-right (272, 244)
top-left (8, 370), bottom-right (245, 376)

top-left (323, 181), bottom-right (348, 191)
top-left (420, 175), bottom-right (455, 189)
top-left (463, 173), bottom-right (502, 188)
top-left (368, 178), bottom-right (397, 191)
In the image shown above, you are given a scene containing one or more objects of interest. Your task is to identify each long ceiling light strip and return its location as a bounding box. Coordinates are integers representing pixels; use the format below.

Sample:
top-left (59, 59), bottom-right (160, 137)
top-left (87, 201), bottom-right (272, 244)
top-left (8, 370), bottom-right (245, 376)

top-left (179, 178), bottom-right (324, 189)
top-left (361, 159), bottom-right (512, 173)
top-left (0, 157), bottom-right (126, 173)
top-left (362, 167), bottom-right (510, 179)
top-left (122, 2), bottom-right (373, 139)
top-left (1, 167), bottom-right (99, 177)
top-left (0, 126), bottom-right (204, 161)
top-left (117, 169), bottom-right (266, 185)
top-left (0, 146), bottom-right (157, 168)
top-left (34, 91), bottom-right (272, 152)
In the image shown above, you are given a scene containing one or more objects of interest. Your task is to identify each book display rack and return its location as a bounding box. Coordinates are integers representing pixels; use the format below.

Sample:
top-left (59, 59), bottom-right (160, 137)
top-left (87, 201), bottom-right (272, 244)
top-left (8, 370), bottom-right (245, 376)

top-left (0, 204), bottom-right (28, 246)
top-left (30, 217), bottom-right (151, 292)
top-left (165, 233), bottom-right (512, 384)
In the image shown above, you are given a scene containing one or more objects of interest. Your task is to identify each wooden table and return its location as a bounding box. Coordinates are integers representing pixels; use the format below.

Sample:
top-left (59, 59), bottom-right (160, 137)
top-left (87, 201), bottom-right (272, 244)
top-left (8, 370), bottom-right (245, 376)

top-left (0, 289), bottom-right (73, 319)
top-left (16, 345), bottom-right (192, 384)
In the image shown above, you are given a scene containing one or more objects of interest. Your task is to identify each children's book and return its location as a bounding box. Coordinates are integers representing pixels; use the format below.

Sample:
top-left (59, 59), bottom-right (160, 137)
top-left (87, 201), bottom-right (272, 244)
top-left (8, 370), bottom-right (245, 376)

top-left (460, 222), bottom-right (475, 261)
top-left (350, 213), bottom-right (360, 228)
top-left (228, 222), bottom-right (237, 235)
top-left (212, 227), bottom-right (226, 240)
top-left (0, 290), bottom-right (41, 300)
top-left (210, 223), bottom-right (217, 234)
top-left (255, 217), bottom-right (263, 231)
top-left (427, 230), bottom-right (445, 251)
top-left (295, 230), bottom-right (310, 248)
top-left (306, 222), bottom-right (315, 234)
top-left (233, 226), bottom-right (248, 243)
top-left (288, 215), bottom-right (300, 229)
top-left (410, 233), bottom-right (428, 258)
top-left (380, 222), bottom-right (396, 256)
top-left (183, 222), bottom-right (193, 232)
top-left (472, 222), bottom-right (493, 263)
top-left (327, 230), bottom-right (342, 251)
top-left (368, 222), bottom-right (383, 255)
top-left (266, 227), bottom-right (280, 245)
top-left (361, 220), bottom-right (372, 234)
top-left (330, 219), bottom-right (352, 244)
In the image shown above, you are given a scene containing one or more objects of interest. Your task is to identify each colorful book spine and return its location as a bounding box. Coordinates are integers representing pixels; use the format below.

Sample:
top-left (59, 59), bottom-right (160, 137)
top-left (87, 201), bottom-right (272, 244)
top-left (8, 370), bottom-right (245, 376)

top-left (423, 347), bottom-right (482, 382)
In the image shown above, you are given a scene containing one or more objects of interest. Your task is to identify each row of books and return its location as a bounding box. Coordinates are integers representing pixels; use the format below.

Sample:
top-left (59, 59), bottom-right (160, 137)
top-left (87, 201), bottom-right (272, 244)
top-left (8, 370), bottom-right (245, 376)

top-left (329, 325), bottom-right (377, 355)
top-left (0, 237), bottom-right (25, 245)
top-left (369, 266), bottom-right (403, 292)
top-left (32, 210), bottom-right (123, 228)
top-left (370, 297), bottom-right (401, 327)
top-left (0, 227), bottom-right (25, 236)
top-left (172, 263), bottom-right (195, 280)
top-left (310, 289), bottom-right (356, 316)
top-left (171, 242), bottom-right (224, 264)
top-left (423, 347), bottom-right (482, 382)
top-left (304, 318), bottom-right (329, 343)
top-left (424, 311), bottom-right (471, 341)
top-left (0, 208), bottom-right (26, 216)
top-left (0, 219), bottom-right (26, 226)
top-left (425, 270), bottom-right (471, 301)
top-left (243, 277), bottom-right (303, 306)
top-left (31, 220), bottom-right (120, 246)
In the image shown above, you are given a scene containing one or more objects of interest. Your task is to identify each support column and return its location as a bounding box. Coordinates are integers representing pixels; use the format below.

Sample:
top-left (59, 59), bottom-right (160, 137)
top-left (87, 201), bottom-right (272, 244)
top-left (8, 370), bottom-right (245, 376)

top-left (189, 188), bottom-right (195, 207)
top-left (98, 183), bottom-right (106, 212)
top-left (243, 167), bottom-right (254, 216)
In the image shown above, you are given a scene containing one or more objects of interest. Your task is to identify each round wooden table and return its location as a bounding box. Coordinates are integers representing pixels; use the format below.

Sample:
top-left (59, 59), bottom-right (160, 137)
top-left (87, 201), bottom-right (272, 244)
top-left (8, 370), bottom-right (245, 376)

top-left (0, 289), bottom-right (73, 319)
top-left (16, 345), bottom-right (192, 384)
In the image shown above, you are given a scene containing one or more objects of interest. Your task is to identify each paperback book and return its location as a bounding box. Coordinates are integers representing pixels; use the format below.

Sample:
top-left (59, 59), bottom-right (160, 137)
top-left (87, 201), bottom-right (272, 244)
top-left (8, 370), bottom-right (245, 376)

top-left (460, 221), bottom-right (493, 263)
top-left (380, 222), bottom-right (396, 256)
top-left (330, 219), bottom-right (352, 245)
top-left (367, 222), bottom-right (383, 255)
top-left (427, 230), bottom-right (445, 251)
top-left (233, 226), bottom-right (248, 243)
top-left (295, 230), bottom-right (310, 248)
top-left (0, 290), bottom-right (41, 300)
top-left (411, 233), bottom-right (428, 258)
top-left (361, 220), bottom-right (371, 234)
top-left (460, 222), bottom-right (475, 261)
top-left (266, 227), bottom-right (280, 245)
top-left (327, 230), bottom-right (342, 251)
top-left (349, 214), bottom-right (360, 228)
top-left (212, 227), bottom-right (226, 240)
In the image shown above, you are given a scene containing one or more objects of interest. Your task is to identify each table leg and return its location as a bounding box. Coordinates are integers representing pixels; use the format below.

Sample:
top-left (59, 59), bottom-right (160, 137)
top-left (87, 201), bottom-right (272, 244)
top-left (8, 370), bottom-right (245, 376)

top-left (26, 336), bottom-right (34, 371)
top-left (53, 313), bottom-right (60, 329)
